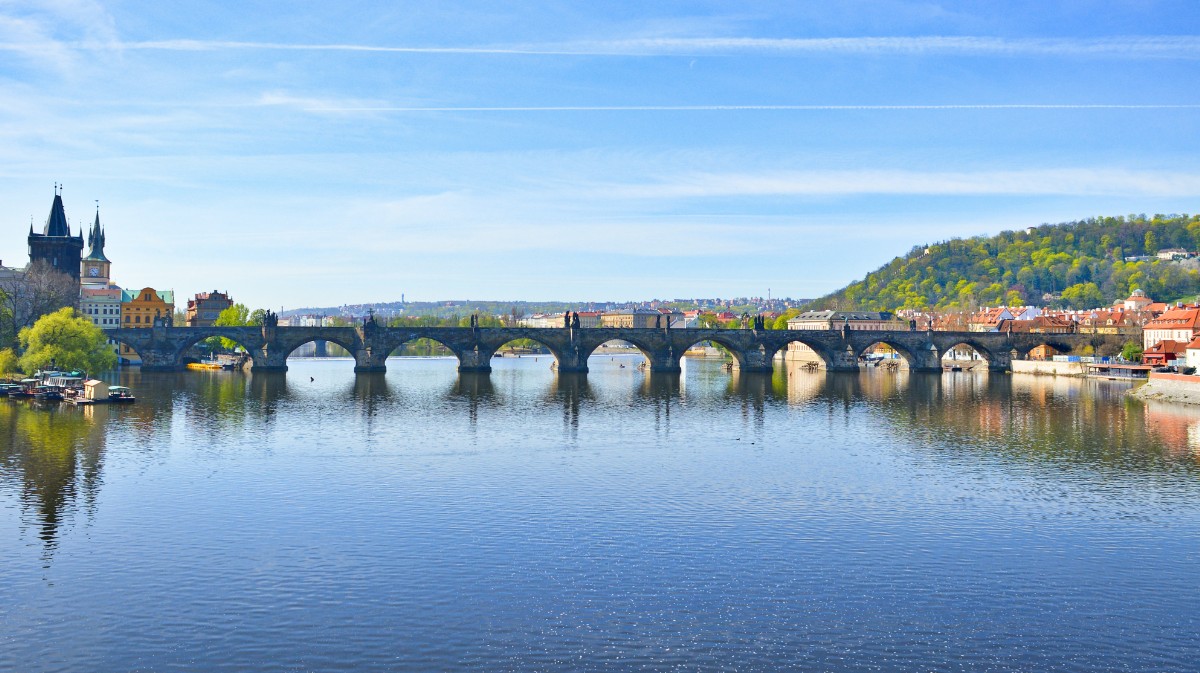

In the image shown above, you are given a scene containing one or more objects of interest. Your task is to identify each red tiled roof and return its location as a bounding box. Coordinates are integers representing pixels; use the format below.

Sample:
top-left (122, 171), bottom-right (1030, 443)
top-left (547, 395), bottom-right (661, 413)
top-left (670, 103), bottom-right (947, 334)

top-left (1145, 339), bottom-right (1188, 355)
top-left (1145, 306), bottom-right (1200, 331)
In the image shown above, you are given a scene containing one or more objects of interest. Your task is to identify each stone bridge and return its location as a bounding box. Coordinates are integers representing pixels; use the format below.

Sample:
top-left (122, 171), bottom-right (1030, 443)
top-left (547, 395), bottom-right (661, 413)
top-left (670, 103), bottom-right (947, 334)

top-left (103, 322), bottom-right (1125, 375)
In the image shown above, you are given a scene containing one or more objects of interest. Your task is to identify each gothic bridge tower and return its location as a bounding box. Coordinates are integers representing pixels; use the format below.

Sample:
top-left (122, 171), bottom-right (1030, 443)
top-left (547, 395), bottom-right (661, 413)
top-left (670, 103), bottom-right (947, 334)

top-left (28, 186), bottom-right (84, 280)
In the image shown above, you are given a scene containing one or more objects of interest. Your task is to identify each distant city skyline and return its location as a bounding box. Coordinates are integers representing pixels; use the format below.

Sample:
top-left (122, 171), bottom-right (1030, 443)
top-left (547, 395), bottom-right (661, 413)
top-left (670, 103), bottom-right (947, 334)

top-left (1, 1), bottom-right (1198, 308)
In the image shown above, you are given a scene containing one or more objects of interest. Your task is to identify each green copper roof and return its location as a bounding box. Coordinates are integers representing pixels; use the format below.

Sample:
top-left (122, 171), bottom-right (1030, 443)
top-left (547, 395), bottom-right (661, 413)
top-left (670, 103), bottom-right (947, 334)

top-left (84, 211), bottom-right (109, 262)
top-left (121, 289), bottom-right (174, 305)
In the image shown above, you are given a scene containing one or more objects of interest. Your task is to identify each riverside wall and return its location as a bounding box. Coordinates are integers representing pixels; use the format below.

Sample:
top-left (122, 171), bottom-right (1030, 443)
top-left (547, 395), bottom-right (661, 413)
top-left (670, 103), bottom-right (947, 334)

top-left (1010, 360), bottom-right (1088, 377)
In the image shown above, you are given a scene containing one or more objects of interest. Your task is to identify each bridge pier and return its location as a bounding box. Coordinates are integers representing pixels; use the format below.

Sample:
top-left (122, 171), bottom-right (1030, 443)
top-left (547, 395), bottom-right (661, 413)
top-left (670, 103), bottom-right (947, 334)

top-left (732, 343), bottom-right (774, 373)
top-left (456, 346), bottom-right (493, 374)
top-left (640, 345), bottom-right (681, 374)
top-left (825, 347), bottom-right (861, 373)
top-left (352, 347), bottom-right (388, 374)
top-left (555, 346), bottom-right (590, 373)
top-left (250, 347), bottom-right (289, 373)
top-left (908, 347), bottom-right (944, 373)
top-left (987, 350), bottom-right (1014, 373)
top-left (138, 349), bottom-right (184, 372)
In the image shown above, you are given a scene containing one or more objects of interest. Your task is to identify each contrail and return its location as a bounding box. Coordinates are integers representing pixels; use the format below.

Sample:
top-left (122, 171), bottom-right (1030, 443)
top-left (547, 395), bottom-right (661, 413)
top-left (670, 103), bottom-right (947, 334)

top-left (13, 35), bottom-right (1200, 58)
top-left (303, 104), bottom-right (1200, 112)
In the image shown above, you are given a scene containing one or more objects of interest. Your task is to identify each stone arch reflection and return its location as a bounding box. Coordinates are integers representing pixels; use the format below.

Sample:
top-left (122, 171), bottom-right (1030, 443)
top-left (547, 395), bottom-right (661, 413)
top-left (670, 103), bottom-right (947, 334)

top-left (550, 373), bottom-right (592, 437)
top-left (727, 371), bottom-right (780, 436)
top-left (449, 373), bottom-right (498, 429)
top-left (639, 372), bottom-right (682, 437)
top-left (778, 359), bottom-right (827, 406)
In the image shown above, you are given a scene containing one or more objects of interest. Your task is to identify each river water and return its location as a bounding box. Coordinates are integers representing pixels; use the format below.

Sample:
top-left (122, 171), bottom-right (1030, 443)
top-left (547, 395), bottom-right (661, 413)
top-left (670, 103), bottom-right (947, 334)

top-left (2, 356), bottom-right (1198, 672)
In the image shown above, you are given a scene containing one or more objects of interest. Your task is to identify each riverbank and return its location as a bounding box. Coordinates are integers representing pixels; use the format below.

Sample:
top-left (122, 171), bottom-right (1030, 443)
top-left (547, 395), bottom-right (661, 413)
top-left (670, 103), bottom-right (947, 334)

top-left (1128, 372), bottom-right (1200, 405)
top-left (1010, 360), bottom-right (1087, 377)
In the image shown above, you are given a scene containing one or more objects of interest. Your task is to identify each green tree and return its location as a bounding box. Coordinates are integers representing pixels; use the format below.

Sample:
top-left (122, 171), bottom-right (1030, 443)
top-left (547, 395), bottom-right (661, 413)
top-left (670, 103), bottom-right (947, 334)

top-left (1144, 230), bottom-right (1158, 255)
top-left (0, 347), bottom-right (18, 375)
top-left (770, 308), bottom-right (802, 329)
top-left (457, 313), bottom-right (503, 328)
top-left (1121, 341), bottom-right (1143, 362)
top-left (1060, 282), bottom-right (1103, 308)
top-left (810, 213), bottom-right (1200, 312)
top-left (209, 303), bottom-right (258, 351)
top-left (16, 307), bottom-right (117, 374)
top-left (215, 303), bottom-right (251, 327)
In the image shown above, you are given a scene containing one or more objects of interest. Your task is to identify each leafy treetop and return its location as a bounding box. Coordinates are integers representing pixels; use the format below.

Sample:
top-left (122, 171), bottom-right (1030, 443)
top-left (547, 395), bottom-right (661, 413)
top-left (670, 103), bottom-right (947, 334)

top-left (17, 307), bottom-right (117, 374)
top-left (815, 213), bottom-right (1200, 312)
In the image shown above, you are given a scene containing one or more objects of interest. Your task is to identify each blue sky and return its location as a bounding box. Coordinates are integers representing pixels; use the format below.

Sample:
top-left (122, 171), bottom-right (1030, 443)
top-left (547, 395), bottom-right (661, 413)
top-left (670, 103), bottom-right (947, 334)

top-left (1, 1), bottom-right (1198, 309)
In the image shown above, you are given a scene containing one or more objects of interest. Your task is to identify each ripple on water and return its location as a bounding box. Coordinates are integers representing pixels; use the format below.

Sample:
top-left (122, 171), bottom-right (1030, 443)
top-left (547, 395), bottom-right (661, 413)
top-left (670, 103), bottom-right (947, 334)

top-left (1, 359), bottom-right (1198, 671)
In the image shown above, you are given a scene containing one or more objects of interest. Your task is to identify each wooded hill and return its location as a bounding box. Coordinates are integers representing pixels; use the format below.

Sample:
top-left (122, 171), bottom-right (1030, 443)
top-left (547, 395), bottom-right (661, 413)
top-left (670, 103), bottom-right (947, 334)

top-left (816, 214), bottom-right (1200, 312)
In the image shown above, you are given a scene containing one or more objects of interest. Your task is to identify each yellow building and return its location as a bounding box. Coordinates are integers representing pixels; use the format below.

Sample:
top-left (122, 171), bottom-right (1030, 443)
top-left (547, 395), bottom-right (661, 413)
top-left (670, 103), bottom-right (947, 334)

top-left (120, 287), bottom-right (175, 363)
top-left (600, 308), bottom-right (681, 328)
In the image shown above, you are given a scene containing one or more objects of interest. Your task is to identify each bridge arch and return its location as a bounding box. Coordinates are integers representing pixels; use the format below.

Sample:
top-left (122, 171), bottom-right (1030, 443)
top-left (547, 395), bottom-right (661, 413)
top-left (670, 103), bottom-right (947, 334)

top-left (772, 336), bottom-right (839, 370)
top-left (110, 335), bottom-right (144, 367)
top-left (854, 338), bottom-right (931, 371)
top-left (673, 333), bottom-right (759, 370)
top-left (938, 339), bottom-right (998, 370)
top-left (176, 328), bottom-right (274, 370)
top-left (281, 335), bottom-right (358, 360)
top-left (583, 337), bottom-right (655, 368)
top-left (486, 333), bottom-right (573, 372)
top-left (382, 334), bottom-right (461, 359)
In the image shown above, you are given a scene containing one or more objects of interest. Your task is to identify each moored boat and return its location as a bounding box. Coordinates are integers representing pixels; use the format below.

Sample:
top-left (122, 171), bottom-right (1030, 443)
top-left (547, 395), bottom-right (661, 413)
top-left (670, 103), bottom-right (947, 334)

top-left (33, 385), bottom-right (64, 402)
top-left (9, 379), bottom-right (40, 398)
top-left (107, 386), bottom-right (136, 403)
top-left (69, 380), bottom-right (136, 405)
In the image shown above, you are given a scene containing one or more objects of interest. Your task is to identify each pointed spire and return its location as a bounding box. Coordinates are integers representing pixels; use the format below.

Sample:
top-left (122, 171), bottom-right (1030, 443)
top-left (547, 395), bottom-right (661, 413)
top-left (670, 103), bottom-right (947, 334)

top-left (84, 205), bottom-right (109, 262)
top-left (43, 191), bottom-right (70, 237)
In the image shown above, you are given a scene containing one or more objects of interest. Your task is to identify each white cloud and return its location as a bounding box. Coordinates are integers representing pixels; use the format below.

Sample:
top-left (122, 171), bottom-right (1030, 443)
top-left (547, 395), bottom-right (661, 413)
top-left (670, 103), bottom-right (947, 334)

top-left (254, 91), bottom-right (392, 117)
top-left (0, 0), bottom-right (118, 71)
top-left (606, 169), bottom-right (1200, 199)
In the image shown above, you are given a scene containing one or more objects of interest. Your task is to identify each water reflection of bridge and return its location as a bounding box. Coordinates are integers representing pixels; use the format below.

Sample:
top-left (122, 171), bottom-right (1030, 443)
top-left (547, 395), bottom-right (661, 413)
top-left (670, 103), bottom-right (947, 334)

top-left (104, 323), bottom-right (1123, 375)
top-left (5, 365), bottom-right (1198, 558)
